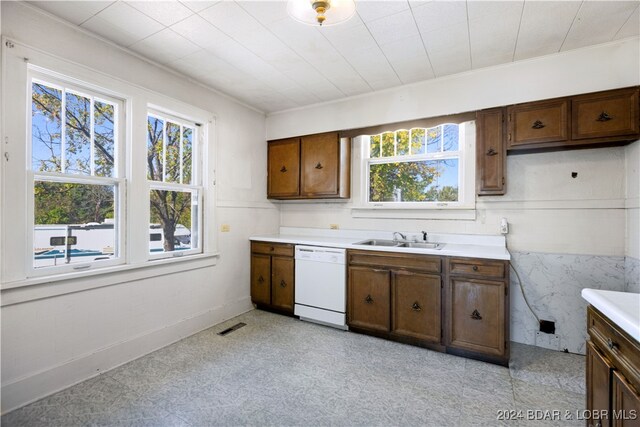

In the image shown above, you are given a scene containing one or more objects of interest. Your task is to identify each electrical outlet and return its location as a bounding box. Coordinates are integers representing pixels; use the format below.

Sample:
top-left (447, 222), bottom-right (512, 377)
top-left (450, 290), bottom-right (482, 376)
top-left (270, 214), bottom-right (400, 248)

top-left (329, 224), bottom-right (339, 230)
top-left (500, 218), bottom-right (509, 234)
top-left (535, 331), bottom-right (561, 350)
top-left (220, 224), bottom-right (230, 232)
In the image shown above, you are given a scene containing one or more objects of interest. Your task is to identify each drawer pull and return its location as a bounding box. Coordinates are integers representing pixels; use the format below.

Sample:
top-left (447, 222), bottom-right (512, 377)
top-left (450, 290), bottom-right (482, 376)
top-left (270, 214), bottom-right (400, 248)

top-left (471, 309), bottom-right (482, 320)
top-left (411, 301), bottom-right (422, 312)
top-left (607, 338), bottom-right (618, 350)
top-left (280, 280), bottom-right (287, 288)
top-left (472, 265), bottom-right (479, 271)
top-left (486, 148), bottom-right (497, 156)
top-left (270, 246), bottom-right (275, 251)
top-left (596, 112), bottom-right (613, 122)
top-left (365, 295), bottom-right (374, 304)
top-left (532, 120), bottom-right (546, 129)
top-left (258, 275), bottom-right (264, 283)
top-left (280, 166), bottom-right (288, 173)
top-left (315, 162), bottom-right (323, 169)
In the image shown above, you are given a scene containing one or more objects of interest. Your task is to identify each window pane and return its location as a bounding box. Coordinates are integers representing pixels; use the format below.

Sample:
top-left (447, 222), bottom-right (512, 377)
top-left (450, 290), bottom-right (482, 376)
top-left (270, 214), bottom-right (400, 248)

top-left (381, 132), bottom-right (394, 157)
top-left (147, 116), bottom-right (164, 181)
top-left (182, 127), bottom-right (193, 184)
top-left (165, 122), bottom-right (180, 183)
top-left (65, 92), bottom-right (91, 174)
top-left (396, 130), bottom-right (409, 156)
top-left (32, 83), bottom-right (62, 172)
top-left (369, 135), bottom-right (381, 158)
top-left (426, 126), bottom-right (441, 153)
top-left (369, 161), bottom-right (440, 202)
top-left (34, 181), bottom-right (116, 268)
top-left (443, 124), bottom-right (459, 151)
top-left (424, 159), bottom-right (459, 202)
top-left (410, 128), bottom-right (425, 155)
top-left (94, 101), bottom-right (115, 177)
top-left (150, 189), bottom-right (197, 253)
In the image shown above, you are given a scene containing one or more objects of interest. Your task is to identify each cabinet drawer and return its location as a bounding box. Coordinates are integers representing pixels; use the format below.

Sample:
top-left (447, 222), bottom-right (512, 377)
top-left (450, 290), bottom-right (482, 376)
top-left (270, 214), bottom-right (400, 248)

top-left (507, 99), bottom-right (569, 148)
top-left (588, 306), bottom-right (640, 390)
top-left (251, 242), bottom-right (294, 257)
top-left (448, 258), bottom-right (506, 279)
top-left (348, 250), bottom-right (441, 274)
top-left (572, 88), bottom-right (640, 141)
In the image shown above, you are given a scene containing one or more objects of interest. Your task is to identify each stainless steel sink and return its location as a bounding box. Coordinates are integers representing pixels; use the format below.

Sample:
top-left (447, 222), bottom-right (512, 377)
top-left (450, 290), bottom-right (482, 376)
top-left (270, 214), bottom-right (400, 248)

top-left (354, 239), bottom-right (402, 247)
top-left (398, 242), bottom-right (441, 250)
top-left (354, 239), bottom-right (442, 250)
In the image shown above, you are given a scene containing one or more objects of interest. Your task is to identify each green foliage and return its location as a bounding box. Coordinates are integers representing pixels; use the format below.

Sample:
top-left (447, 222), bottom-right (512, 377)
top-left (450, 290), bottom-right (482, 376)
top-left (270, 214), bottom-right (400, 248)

top-left (34, 181), bottom-right (113, 224)
top-left (370, 161), bottom-right (438, 202)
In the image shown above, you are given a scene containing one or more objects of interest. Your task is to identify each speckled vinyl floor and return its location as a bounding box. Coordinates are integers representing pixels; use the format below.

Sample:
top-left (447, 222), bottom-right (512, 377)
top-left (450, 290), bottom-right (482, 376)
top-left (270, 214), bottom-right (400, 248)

top-left (2, 309), bottom-right (586, 427)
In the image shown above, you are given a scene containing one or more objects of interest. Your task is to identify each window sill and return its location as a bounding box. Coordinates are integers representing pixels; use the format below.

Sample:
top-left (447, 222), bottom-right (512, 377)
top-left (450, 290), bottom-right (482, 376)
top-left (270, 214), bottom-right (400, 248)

top-left (1, 252), bottom-right (220, 306)
top-left (351, 207), bottom-right (476, 220)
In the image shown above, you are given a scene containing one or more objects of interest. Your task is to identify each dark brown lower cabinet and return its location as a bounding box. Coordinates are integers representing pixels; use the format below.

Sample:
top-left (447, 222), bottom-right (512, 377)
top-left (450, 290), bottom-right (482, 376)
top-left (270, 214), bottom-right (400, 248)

top-left (587, 341), bottom-right (614, 427)
top-left (348, 266), bottom-right (390, 332)
top-left (587, 306), bottom-right (640, 427)
top-left (250, 242), bottom-right (295, 315)
top-left (447, 277), bottom-right (506, 358)
top-left (392, 271), bottom-right (441, 343)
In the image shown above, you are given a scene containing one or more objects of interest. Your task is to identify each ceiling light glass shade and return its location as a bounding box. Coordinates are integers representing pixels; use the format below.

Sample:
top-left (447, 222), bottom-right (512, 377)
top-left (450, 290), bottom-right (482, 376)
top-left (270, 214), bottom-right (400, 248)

top-left (287, 0), bottom-right (356, 27)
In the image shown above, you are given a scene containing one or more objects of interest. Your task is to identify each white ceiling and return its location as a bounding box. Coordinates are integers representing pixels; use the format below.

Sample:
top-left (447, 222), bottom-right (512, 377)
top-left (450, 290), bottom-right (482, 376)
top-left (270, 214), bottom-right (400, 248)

top-left (28, 0), bottom-right (640, 113)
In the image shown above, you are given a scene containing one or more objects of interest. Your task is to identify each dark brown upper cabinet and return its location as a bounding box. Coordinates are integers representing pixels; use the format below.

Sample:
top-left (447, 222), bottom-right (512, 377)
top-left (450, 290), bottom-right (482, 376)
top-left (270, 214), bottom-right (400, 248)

top-left (506, 87), bottom-right (640, 152)
top-left (267, 138), bottom-right (300, 198)
top-left (476, 108), bottom-right (506, 196)
top-left (267, 131), bottom-right (350, 200)
top-left (507, 99), bottom-right (569, 149)
top-left (572, 87), bottom-right (640, 142)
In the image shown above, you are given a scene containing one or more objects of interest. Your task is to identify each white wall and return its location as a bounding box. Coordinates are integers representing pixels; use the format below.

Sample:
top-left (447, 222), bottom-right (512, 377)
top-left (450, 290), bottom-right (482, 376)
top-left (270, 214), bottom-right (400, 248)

top-left (626, 140), bottom-right (640, 260)
top-left (0, 2), bottom-right (278, 413)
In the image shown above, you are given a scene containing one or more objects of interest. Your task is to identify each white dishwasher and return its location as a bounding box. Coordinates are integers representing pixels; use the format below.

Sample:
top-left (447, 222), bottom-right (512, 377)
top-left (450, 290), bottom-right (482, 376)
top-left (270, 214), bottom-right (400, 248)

top-left (294, 245), bottom-right (347, 330)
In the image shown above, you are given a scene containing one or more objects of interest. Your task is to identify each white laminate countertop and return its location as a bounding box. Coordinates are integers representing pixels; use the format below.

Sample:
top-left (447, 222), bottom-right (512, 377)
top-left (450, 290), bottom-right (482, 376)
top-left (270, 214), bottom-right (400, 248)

top-left (582, 289), bottom-right (640, 342)
top-left (250, 229), bottom-right (510, 261)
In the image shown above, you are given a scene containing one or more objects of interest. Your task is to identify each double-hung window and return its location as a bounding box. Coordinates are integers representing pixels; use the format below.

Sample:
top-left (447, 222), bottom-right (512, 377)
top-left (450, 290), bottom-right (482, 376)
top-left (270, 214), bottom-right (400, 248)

top-left (146, 111), bottom-right (202, 258)
top-left (365, 123), bottom-right (472, 208)
top-left (29, 75), bottom-right (124, 273)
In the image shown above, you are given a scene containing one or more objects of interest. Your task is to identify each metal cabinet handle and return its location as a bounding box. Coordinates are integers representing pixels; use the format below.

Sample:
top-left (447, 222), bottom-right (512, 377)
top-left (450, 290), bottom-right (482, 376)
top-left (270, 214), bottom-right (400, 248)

top-left (532, 120), bottom-right (545, 129)
top-left (472, 265), bottom-right (479, 271)
top-left (411, 302), bottom-right (422, 312)
top-left (607, 338), bottom-right (618, 350)
top-left (280, 280), bottom-right (287, 288)
top-left (365, 295), bottom-right (373, 304)
top-left (280, 166), bottom-right (287, 172)
top-left (486, 148), bottom-right (497, 156)
top-left (270, 246), bottom-right (275, 252)
top-left (315, 162), bottom-right (323, 169)
top-left (258, 275), bottom-right (264, 283)
top-left (596, 112), bottom-right (613, 122)
top-left (471, 309), bottom-right (482, 320)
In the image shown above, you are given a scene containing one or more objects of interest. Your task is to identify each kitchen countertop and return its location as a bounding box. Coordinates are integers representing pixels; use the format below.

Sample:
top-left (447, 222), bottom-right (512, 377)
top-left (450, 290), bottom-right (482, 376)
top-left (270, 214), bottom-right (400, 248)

top-left (582, 289), bottom-right (640, 342)
top-left (250, 231), bottom-right (510, 261)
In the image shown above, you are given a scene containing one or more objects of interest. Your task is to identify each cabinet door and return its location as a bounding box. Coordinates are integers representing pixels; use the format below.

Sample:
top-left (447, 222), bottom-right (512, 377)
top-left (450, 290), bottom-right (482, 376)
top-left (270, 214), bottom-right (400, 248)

top-left (348, 266), bottom-right (390, 332)
top-left (268, 138), bottom-right (300, 198)
top-left (251, 254), bottom-right (271, 305)
top-left (447, 277), bottom-right (506, 357)
top-left (271, 256), bottom-right (294, 312)
top-left (300, 132), bottom-right (340, 197)
top-left (476, 108), bottom-right (506, 195)
top-left (507, 99), bottom-right (569, 147)
top-left (612, 371), bottom-right (640, 427)
top-left (587, 341), bottom-right (614, 427)
top-left (391, 271), bottom-right (441, 343)
top-left (572, 88), bottom-right (640, 141)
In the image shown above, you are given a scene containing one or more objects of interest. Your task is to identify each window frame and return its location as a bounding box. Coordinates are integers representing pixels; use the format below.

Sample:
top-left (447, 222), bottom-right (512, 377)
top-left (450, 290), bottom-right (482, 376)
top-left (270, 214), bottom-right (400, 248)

top-left (362, 123), bottom-right (474, 210)
top-left (146, 109), bottom-right (204, 261)
top-left (26, 71), bottom-right (126, 277)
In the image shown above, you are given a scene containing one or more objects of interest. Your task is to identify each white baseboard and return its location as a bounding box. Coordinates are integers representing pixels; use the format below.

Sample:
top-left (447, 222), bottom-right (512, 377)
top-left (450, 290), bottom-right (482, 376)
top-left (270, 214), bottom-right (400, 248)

top-left (1, 296), bottom-right (253, 414)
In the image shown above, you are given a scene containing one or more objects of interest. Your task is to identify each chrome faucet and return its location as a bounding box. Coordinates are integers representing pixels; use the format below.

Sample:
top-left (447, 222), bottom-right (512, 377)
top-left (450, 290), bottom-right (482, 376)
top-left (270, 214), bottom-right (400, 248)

top-left (392, 231), bottom-right (406, 242)
top-left (421, 231), bottom-right (428, 241)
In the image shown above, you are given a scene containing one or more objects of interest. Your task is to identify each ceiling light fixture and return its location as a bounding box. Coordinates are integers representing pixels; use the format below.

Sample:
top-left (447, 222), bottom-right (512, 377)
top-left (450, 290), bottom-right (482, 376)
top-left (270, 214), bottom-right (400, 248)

top-left (287, 0), bottom-right (356, 27)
